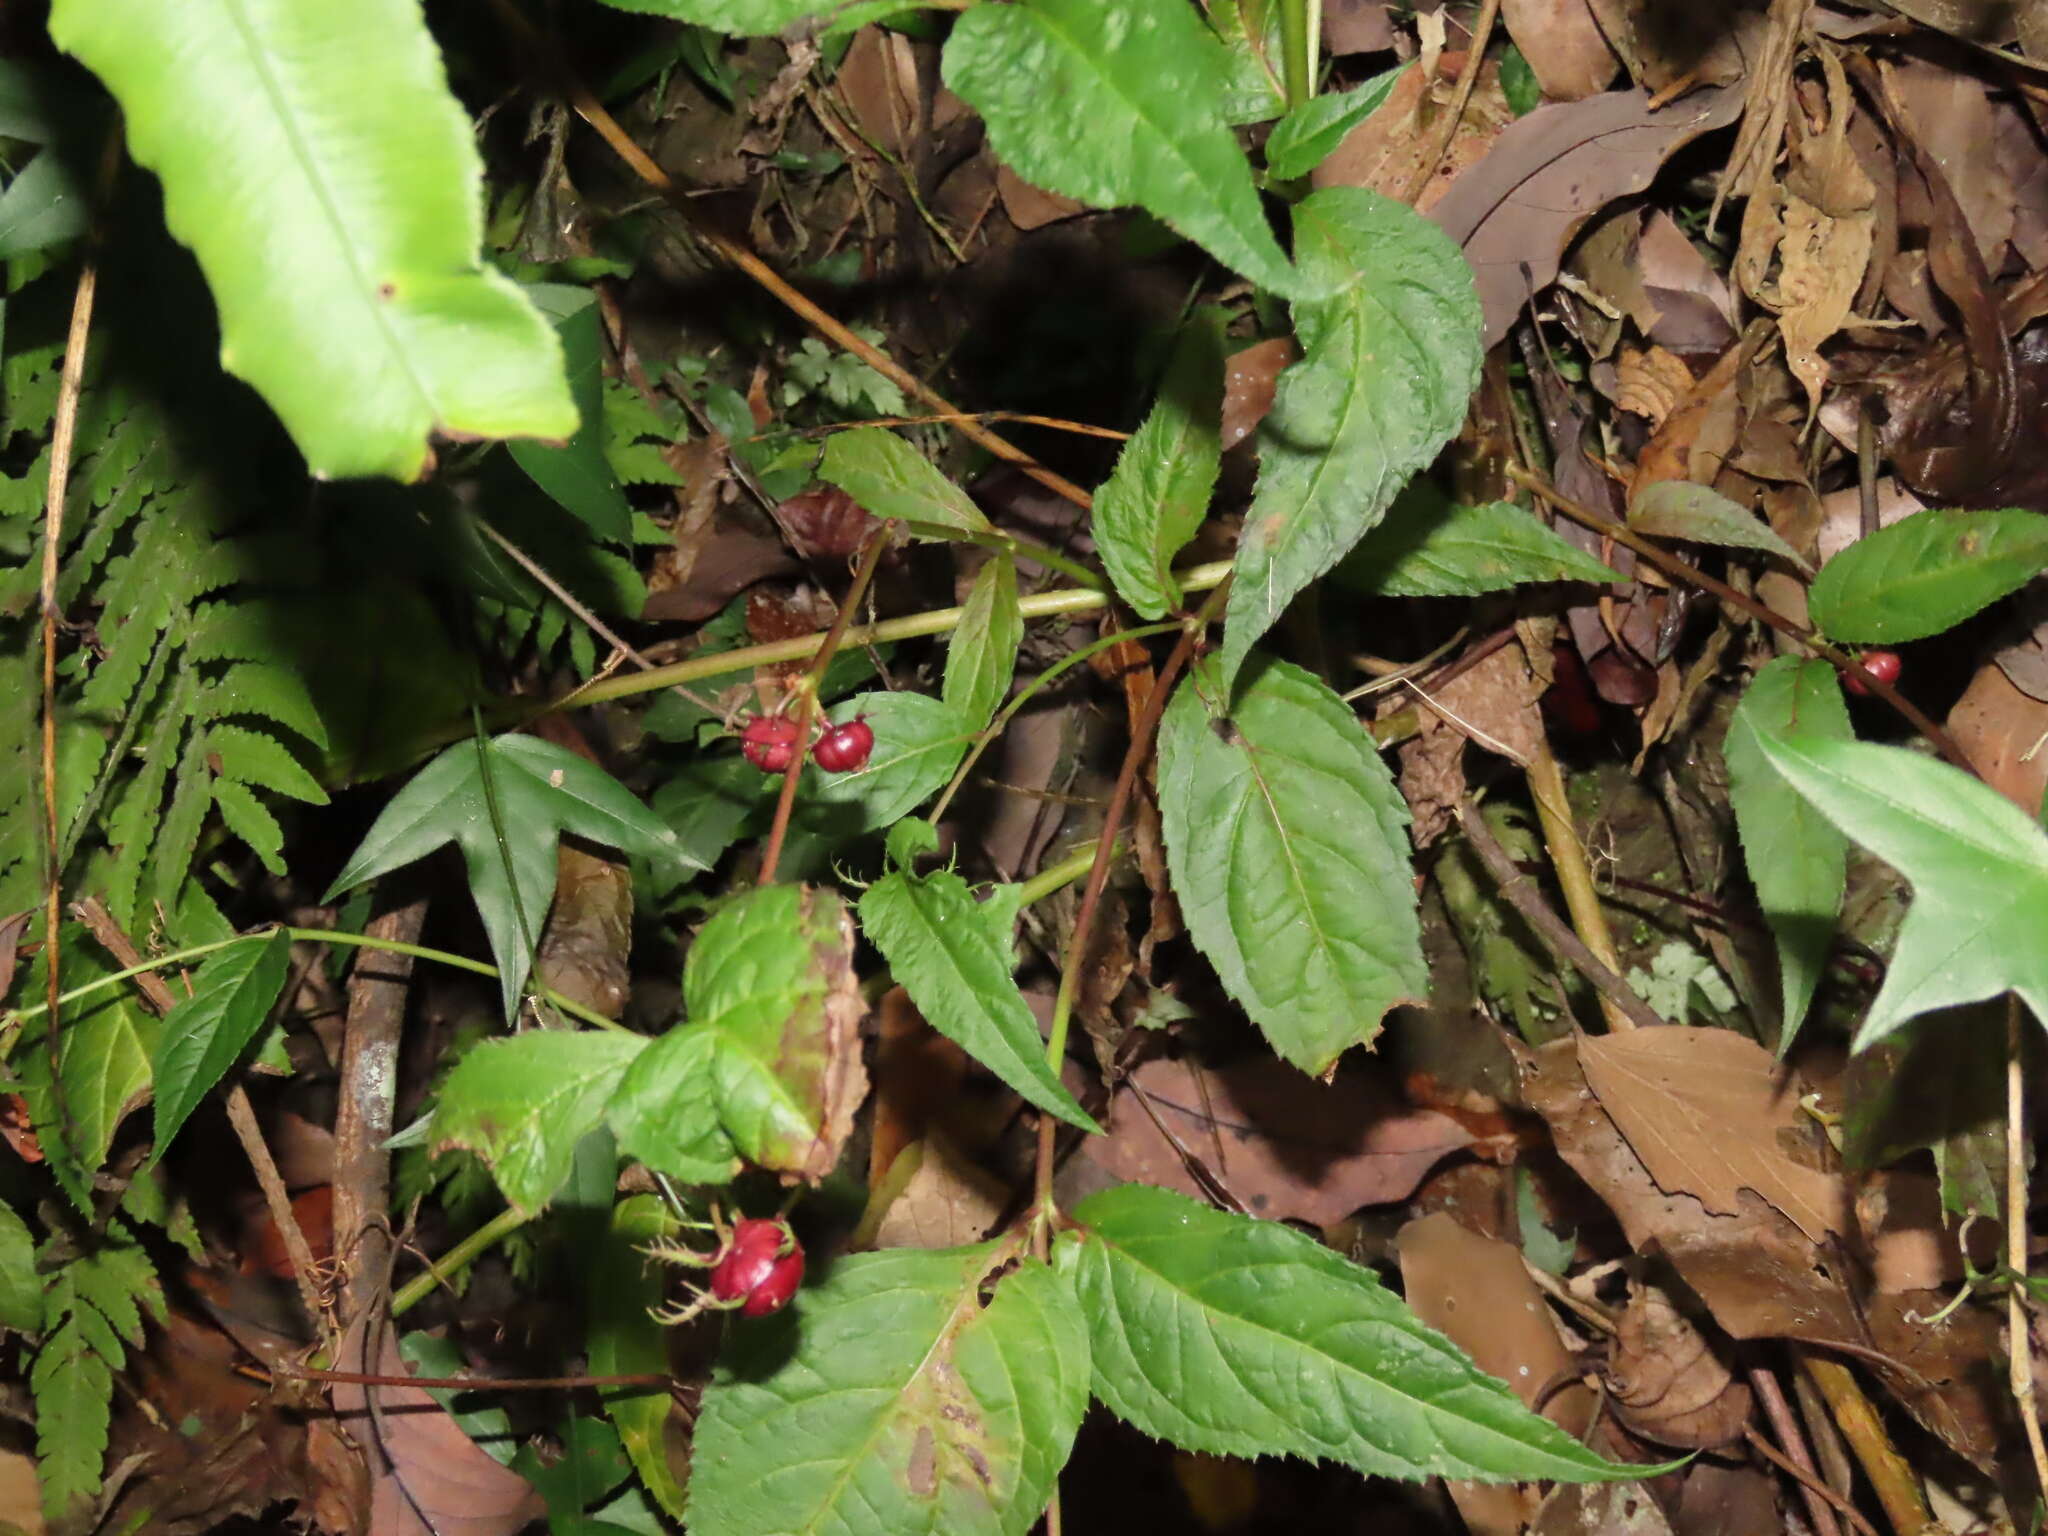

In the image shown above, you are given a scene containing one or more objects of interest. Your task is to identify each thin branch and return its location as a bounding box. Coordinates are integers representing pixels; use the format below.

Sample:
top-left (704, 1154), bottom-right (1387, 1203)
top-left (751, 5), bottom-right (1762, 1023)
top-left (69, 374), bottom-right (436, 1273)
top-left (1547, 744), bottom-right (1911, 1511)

top-left (1401, 0), bottom-right (1500, 204)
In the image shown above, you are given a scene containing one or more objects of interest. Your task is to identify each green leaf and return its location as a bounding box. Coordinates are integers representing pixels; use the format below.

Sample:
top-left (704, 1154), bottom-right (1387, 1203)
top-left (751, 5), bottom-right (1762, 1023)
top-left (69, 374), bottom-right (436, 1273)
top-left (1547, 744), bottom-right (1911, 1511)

top-left (605, 1026), bottom-right (740, 1184)
top-left (817, 426), bottom-right (992, 540)
top-left (32, 1317), bottom-right (111, 1521)
top-left (150, 931), bottom-right (291, 1157)
top-left (1629, 482), bottom-right (1810, 573)
top-left (859, 869), bottom-right (1101, 1132)
top-left (15, 945), bottom-right (159, 1210)
top-left (1158, 654), bottom-right (1424, 1076)
top-left (799, 691), bottom-right (975, 831)
top-left (944, 555), bottom-right (1022, 731)
top-left (48, 0), bottom-right (575, 481)
top-left (0, 149), bottom-right (88, 259)
top-left (1060, 1184), bottom-right (1639, 1482)
top-left (942, 0), bottom-right (1306, 299)
top-left (1094, 309), bottom-right (1226, 619)
top-left (1264, 65), bottom-right (1408, 181)
top-left (588, 0), bottom-right (835, 33)
top-left (1753, 733), bottom-right (2048, 1049)
top-left (1220, 188), bottom-right (1482, 692)
top-left (206, 723), bottom-right (328, 804)
top-left (326, 733), bottom-right (692, 1019)
top-left (1809, 508), bottom-right (2048, 643)
top-left (1725, 659), bottom-right (1850, 1051)
top-left (0, 1198), bottom-right (39, 1334)
top-left (431, 1031), bottom-right (646, 1217)
top-left (688, 1244), bottom-right (1089, 1536)
top-left (509, 286), bottom-right (633, 540)
top-left (1333, 483), bottom-right (1621, 596)
top-left (590, 1195), bottom-right (689, 1521)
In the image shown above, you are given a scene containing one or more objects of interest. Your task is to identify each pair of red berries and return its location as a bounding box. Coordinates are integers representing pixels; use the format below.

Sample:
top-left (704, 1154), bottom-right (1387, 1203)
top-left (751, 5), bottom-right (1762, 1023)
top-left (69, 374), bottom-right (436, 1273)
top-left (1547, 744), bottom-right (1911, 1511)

top-left (740, 712), bottom-right (874, 775)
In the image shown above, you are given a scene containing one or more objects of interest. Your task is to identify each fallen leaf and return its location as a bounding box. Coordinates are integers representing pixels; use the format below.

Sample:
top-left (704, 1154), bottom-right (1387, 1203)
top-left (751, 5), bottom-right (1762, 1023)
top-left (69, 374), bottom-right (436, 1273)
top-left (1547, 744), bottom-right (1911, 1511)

top-left (1604, 1282), bottom-right (1752, 1448)
top-left (1947, 660), bottom-right (2048, 814)
top-left (1501, 0), bottom-right (1622, 100)
top-left (870, 1135), bottom-right (1008, 1250)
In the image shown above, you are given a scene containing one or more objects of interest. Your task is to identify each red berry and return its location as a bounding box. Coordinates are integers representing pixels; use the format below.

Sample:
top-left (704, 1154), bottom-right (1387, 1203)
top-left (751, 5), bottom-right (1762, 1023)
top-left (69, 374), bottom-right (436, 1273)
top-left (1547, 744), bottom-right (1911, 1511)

top-left (710, 1218), bottom-right (804, 1317)
top-left (1844, 650), bottom-right (1902, 697)
top-left (740, 714), bottom-right (802, 773)
top-left (811, 716), bottom-right (875, 773)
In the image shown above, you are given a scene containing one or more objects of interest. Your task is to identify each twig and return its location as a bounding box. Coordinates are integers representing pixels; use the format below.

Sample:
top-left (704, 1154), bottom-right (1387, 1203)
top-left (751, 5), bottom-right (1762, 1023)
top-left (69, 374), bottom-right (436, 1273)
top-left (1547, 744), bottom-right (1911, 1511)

top-left (1400, 0), bottom-right (1500, 205)
top-left (1749, 1363), bottom-right (1844, 1536)
top-left (1799, 1353), bottom-right (1934, 1536)
top-left (1524, 743), bottom-right (1634, 1033)
top-left (1742, 1425), bottom-right (1882, 1536)
top-left (789, 410), bottom-right (1129, 443)
top-left (2007, 996), bottom-right (2048, 1497)
top-left (1452, 798), bottom-right (1666, 1032)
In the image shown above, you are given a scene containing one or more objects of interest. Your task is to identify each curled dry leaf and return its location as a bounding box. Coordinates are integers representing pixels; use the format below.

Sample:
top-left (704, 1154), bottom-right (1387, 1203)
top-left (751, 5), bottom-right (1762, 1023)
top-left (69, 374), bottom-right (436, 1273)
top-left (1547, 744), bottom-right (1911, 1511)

top-left (1604, 1283), bottom-right (1752, 1449)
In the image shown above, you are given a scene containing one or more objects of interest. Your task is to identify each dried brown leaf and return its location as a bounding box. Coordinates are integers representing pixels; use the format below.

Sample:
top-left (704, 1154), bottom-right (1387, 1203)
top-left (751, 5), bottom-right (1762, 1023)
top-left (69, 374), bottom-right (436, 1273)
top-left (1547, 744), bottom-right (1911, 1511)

top-left (1501, 0), bottom-right (1623, 99)
top-left (1605, 1283), bottom-right (1752, 1449)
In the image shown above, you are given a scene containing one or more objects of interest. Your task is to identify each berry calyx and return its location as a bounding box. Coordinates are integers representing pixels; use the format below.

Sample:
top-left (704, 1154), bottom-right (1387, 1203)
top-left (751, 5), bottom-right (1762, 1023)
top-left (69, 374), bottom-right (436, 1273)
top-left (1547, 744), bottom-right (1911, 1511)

top-left (710, 1217), bottom-right (805, 1317)
top-left (740, 714), bottom-right (802, 773)
top-left (1844, 650), bottom-right (1903, 697)
top-left (812, 715), bottom-right (875, 774)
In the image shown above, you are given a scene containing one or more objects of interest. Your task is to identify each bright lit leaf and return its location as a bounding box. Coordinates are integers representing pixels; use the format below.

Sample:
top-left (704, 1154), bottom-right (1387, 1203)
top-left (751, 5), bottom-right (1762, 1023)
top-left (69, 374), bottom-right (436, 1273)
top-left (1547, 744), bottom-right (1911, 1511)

top-left (1809, 508), bottom-right (2048, 643)
top-left (945, 555), bottom-right (1022, 731)
top-left (1333, 484), bottom-right (1620, 596)
top-left (817, 427), bottom-right (992, 541)
top-left (150, 931), bottom-right (291, 1157)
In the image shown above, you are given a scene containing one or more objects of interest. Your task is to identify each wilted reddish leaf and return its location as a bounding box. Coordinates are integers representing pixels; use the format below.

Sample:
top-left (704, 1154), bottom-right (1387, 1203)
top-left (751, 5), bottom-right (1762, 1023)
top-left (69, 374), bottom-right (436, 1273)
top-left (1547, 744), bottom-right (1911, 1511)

top-left (773, 484), bottom-right (878, 564)
top-left (534, 842), bottom-right (633, 1020)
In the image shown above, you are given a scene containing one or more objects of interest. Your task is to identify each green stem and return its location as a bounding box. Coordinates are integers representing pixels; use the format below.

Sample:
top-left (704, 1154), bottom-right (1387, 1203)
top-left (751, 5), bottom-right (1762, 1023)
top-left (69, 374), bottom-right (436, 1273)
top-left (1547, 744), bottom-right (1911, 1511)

top-left (2, 927), bottom-right (630, 1035)
top-left (391, 1204), bottom-right (531, 1318)
top-left (1279, 0), bottom-right (1317, 108)
top-left (1014, 838), bottom-right (1119, 909)
top-left (988, 533), bottom-right (1104, 592)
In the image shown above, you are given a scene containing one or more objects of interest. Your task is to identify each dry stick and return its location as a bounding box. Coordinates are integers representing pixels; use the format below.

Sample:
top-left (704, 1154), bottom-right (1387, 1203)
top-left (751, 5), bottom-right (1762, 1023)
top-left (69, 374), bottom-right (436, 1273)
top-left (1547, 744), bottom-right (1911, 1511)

top-left (758, 523), bottom-right (896, 885)
top-left (71, 899), bottom-right (330, 1331)
top-left (1504, 465), bottom-right (1978, 776)
top-left (1399, 0), bottom-right (1501, 205)
top-left (489, 0), bottom-right (1092, 514)
top-left (1742, 1426), bottom-right (1883, 1536)
top-left (1748, 1363), bottom-right (1845, 1536)
top-left (332, 899), bottom-right (429, 1328)
top-left (789, 410), bottom-right (1130, 444)
top-left (1452, 799), bottom-right (1666, 1032)
top-left (2007, 995), bottom-right (2048, 1498)
top-left (1799, 1354), bottom-right (1934, 1536)
top-left (1523, 743), bottom-right (1635, 1033)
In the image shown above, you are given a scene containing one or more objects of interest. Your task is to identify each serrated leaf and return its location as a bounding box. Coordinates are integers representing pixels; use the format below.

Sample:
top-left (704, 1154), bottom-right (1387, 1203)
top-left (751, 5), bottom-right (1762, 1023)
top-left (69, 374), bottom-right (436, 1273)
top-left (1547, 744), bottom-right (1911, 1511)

top-left (47, 0), bottom-right (574, 480)
top-left (943, 555), bottom-right (1022, 730)
top-left (206, 722), bottom-right (328, 804)
top-left (1220, 188), bottom-right (1481, 691)
top-left (588, 0), bottom-right (833, 33)
top-left (1809, 507), bottom-right (2048, 643)
top-left (1094, 309), bottom-right (1226, 619)
top-left (859, 870), bottom-right (1100, 1132)
top-left (1333, 483), bottom-right (1621, 596)
top-left (797, 692), bottom-right (975, 831)
top-left (1630, 481), bottom-right (1810, 572)
top-left (150, 931), bottom-right (291, 1157)
top-left (650, 753), bottom-right (770, 875)
top-left (16, 946), bottom-right (158, 1209)
top-left (326, 733), bottom-right (692, 1019)
top-left (1264, 65), bottom-right (1408, 180)
top-left (212, 778), bottom-right (286, 875)
top-left (605, 1026), bottom-right (740, 1184)
top-left (1060, 1184), bottom-right (1638, 1482)
top-left (431, 1031), bottom-right (646, 1217)
top-left (590, 1194), bottom-right (689, 1521)
top-left (943, 0), bottom-right (1305, 300)
top-left (688, 1244), bottom-right (1089, 1536)
top-left (817, 426), bottom-right (992, 540)
top-left (208, 662), bottom-right (328, 749)
top-left (32, 1316), bottom-right (111, 1520)
top-left (1753, 732), bottom-right (2048, 1049)
top-left (1158, 654), bottom-right (1424, 1076)
top-left (0, 1198), bottom-right (39, 1333)
top-left (1725, 659), bottom-right (1850, 1050)
top-left (509, 285), bottom-right (632, 540)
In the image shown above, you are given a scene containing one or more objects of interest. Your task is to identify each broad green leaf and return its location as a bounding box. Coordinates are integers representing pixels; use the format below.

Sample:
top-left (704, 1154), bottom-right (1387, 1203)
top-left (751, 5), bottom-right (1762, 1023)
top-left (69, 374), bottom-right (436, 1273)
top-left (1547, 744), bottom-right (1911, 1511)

top-left (589, 0), bottom-right (834, 33)
top-left (1264, 65), bottom-right (1408, 181)
top-left (1220, 188), bottom-right (1482, 692)
top-left (510, 286), bottom-right (633, 541)
top-left (1754, 733), bottom-right (2048, 1048)
top-left (799, 692), bottom-right (975, 831)
top-left (605, 1026), bottom-right (740, 1184)
top-left (1060, 1184), bottom-right (1638, 1482)
top-left (685, 884), bottom-right (864, 1181)
top-left (817, 427), bottom-right (992, 540)
top-left (1630, 482), bottom-right (1809, 573)
top-left (1094, 309), bottom-right (1226, 619)
top-left (14, 943), bottom-right (158, 1210)
top-left (688, 1245), bottom-right (1089, 1536)
top-left (1158, 654), bottom-right (1424, 1076)
top-left (0, 150), bottom-right (87, 259)
top-left (514, 1415), bottom-right (632, 1524)
top-left (1333, 483), bottom-right (1621, 596)
top-left (48, 0), bottom-right (575, 481)
top-left (431, 1030), bottom-right (646, 1216)
top-left (1208, 0), bottom-right (1286, 124)
top-left (325, 733), bottom-right (692, 1019)
top-left (1725, 659), bottom-right (1850, 1051)
top-left (1809, 508), bottom-right (2048, 643)
top-left (859, 869), bottom-right (1100, 1132)
top-left (944, 555), bottom-right (1022, 731)
top-left (590, 1195), bottom-right (689, 1521)
top-left (0, 1198), bottom-right (38, 1334)
top-left (943, 0), bottom-right (1306, 299)
top-left (150, 931), bottom-right (291, 1157)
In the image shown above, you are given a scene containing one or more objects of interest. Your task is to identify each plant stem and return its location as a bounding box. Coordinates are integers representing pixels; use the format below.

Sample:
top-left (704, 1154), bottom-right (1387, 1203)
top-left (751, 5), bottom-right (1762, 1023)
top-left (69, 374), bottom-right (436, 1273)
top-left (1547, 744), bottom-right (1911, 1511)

top-left (1014, 839), bottom-right (1118, 909)
top-left (1522, 743), bottom-right (1634, 1033)
top-left (1279, 0), bottom-right (1315, 108)
top-left (390, 1204), bottom-right (532, 1319)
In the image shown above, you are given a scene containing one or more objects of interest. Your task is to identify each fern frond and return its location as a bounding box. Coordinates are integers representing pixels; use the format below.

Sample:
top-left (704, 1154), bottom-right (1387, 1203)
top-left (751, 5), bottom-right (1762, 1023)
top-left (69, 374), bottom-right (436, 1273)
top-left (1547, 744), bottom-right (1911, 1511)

top-left (103, 673), bottom-right (191, 929)
top-left (207, 723), bottom-right (328, 804)
top-left (205, 663), bottom-right (328, 749)
top-left (148, 724), bottom-right (213, 918)
top-left (33, 1227), bottom-right (162, 1525)
top-left (209, 778), bottom-right (284, 875)
top-left (602, 378), bottom-right (685, 487)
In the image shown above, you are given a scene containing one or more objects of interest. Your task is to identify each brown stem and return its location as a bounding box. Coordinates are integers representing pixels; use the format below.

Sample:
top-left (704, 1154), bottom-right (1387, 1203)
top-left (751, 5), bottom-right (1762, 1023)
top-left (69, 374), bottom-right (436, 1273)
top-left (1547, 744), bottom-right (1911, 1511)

top-left (1748, 1362), bottom-right (1844, 1536)
top-left (1742, 1426), bottom-right (1881, 1536)
top-left (1452, 799), bottom-right (1666, 1032)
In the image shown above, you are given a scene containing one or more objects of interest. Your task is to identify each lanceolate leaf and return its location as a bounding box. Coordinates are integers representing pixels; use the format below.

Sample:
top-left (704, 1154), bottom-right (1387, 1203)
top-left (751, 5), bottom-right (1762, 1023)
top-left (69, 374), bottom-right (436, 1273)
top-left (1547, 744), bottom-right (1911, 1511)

top-left (1220, 188), bottom-right (1482, 693)
top-left (944, 555), bottom-right (1023, 731)
top-left (1059, 1184), bottom-right (1638, 1482)
top-left (688, 1245), bottom-right (1089, 1536)
top-left (1809, 507), bottom-right (2048, 643)
top-left (943, 0), bottom-right (1306, 300)
top-left (48, 0), bottom-right (575, 480)
top-left (1264, 65), bottom-right (1409, 181)
top-left (509, 286), bottom-right (633, 540)
top-left (1725, 659), bottom-right (1850, 1051)
top-left (0, 1198), bottom-right (39, 1334)
top-left (589, 1195), bottom-right (689, 1521)
top-left (817, 427), bottom-right (992, 540)
top-left (1754, 733), bottom-right (2048, 1049)
top-left (1094, 309), bottom-right (1227, 619)
top-left (325, 733), bottom-right (690, 1020)
top-left (430, 1031), bottom-right (646, 1216)
top-left (150, 931), bottom-right (291, 1157)
top-left (1158, 654), bottom-right (1424, 1076)
top-left (1333, 484), bottom-right (1620, 597)
top-left (859, 869), bottom-right (1101, 1132)
top-left (15, 945), bottom-right (158, 1211)
top-left (1630, 481), bottom-right (1809, 572)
